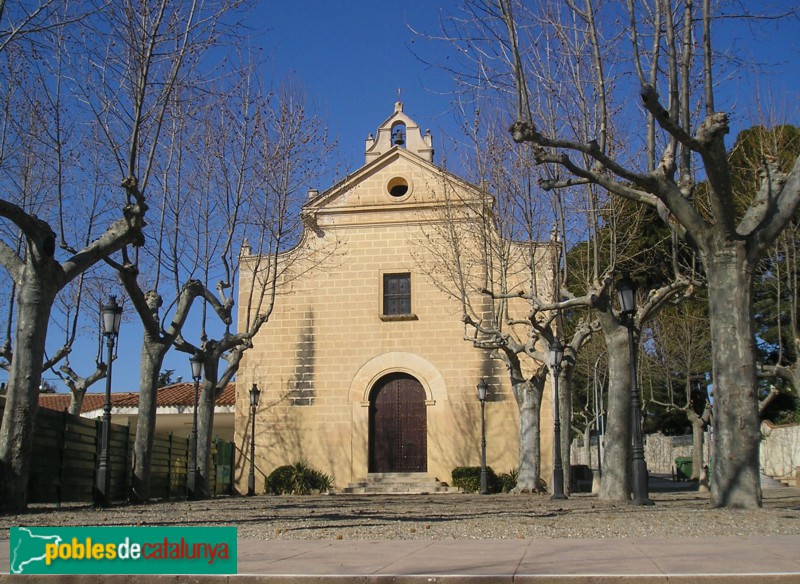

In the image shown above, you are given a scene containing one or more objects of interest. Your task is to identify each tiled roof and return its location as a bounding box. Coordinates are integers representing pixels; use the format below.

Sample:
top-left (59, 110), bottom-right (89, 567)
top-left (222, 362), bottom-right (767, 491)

top-left (113, 382), bottom-right (236, 408)
top-left (38, 382), bottom-right (236, 413)
top-left (38, 392), bottom-right (138, 414)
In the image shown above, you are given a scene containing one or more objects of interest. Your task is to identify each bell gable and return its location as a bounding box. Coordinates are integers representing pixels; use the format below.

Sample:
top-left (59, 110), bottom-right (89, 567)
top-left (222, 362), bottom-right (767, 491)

top-left (303, 103), bottom-right (483, 230)
top-left (365, 101), bottom-right (434, 163)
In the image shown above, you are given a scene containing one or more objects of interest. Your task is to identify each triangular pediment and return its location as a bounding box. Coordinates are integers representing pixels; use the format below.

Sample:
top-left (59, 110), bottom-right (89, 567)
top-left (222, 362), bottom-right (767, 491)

top-left (303, 147), bottom-right (484, 229)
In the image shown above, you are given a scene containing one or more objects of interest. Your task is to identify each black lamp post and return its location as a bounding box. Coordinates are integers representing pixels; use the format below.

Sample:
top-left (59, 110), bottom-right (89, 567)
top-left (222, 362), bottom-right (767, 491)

top-left (477, 378), bottom-right (489, 495)
top-left (95, 295), bottom-right (122, 507)
top-left (248, 383), bottom-right (261, 496)
top-left (550, 341), bottom-right (567, 500)
top-left (188, 353), bottom-right (203, 500)
top-left (616, 273), bottom-right (653, 506)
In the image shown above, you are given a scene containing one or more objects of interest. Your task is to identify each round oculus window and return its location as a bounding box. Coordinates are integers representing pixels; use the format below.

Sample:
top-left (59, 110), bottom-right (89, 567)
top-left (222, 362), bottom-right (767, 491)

top-left (387, 176), bottom-right (409, 198)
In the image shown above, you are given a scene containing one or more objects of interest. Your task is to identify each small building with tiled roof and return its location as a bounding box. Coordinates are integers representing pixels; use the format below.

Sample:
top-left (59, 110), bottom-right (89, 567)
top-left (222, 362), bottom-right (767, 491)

top-left (38, 383), bottom-right (235, 441)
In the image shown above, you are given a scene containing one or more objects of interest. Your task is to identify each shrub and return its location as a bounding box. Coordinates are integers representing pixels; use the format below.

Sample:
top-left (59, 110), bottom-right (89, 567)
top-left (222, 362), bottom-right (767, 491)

top-left (498, 467), bottom-right (519, 493)
top-left (451, 466), bottom-right (501, 493)
top-left (265, 461), bottom-right (333, 495)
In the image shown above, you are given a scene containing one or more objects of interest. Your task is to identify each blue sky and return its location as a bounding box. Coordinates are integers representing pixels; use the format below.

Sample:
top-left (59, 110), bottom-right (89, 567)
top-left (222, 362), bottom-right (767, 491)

top-left (255, 0), bottom-right (463, 174)
top-left (14, 1), bottom-right (800, 393)
top-left (19, 2), bottom-right (469, 393)
top-left (710, 3), bottom-right (800, 134)
top-left (252, 1), bottom-right (800, 168)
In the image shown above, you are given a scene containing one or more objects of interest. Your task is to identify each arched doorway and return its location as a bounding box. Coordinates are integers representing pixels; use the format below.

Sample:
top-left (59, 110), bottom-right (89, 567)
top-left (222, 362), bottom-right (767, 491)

top-left (368, 373), bottom-right (427, 473)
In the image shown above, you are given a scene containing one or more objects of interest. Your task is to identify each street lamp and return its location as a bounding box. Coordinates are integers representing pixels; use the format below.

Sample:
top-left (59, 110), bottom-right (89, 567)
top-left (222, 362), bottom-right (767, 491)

top-left (95, 295), bottom-right (122, 507)
top-left (550, 341), bottom-right (567, 500)
top-left (248, 383), bottom-right (261, 496)
top-left (188, 353), bottom-right (204, 500)
top-left (616, 273), bottom-right (653, 506)
top-left (477, 378), bottom-right (489, 495)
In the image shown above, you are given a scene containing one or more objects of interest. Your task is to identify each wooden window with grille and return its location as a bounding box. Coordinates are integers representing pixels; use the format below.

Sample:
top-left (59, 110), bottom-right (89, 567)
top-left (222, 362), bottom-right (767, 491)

top-left (382, 273), bottom-right (412, 316)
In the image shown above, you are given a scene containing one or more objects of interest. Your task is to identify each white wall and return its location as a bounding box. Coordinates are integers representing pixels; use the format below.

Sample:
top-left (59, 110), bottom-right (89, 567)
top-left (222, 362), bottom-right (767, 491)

top-left (761, 421), bottom-right (800, 482)
top-left (572, 424), bottom-right (800, 484)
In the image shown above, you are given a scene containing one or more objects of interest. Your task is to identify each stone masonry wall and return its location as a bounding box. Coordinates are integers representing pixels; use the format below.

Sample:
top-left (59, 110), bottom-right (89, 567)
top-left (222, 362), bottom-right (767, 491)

top-left (234, 150), bottom-right (554, 493)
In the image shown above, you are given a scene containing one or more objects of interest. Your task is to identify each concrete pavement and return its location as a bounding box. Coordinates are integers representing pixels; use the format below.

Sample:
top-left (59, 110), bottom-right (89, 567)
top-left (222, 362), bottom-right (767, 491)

top-left (235, 536), bottom-right (800, 581)
top-left (3, 535), bottom-right (800, 582)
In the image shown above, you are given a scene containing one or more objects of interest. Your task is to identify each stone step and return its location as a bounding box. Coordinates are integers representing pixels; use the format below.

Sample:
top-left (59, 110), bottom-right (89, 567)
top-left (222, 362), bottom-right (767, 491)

top-left (340, 485), bottom-right (461, 495)
top-left (340, 472), bottom-right (461, 494)
top-left (366, 472), bottom-right (434, 483)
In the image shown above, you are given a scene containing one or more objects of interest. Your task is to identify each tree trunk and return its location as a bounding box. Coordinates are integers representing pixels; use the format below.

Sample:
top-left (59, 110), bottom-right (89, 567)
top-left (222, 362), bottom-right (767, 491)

top-left (68, 392), bottom-right (84, 416)
top-left (582, 425), bottom-right (592, 466)
top-left (689, 413), bottom-right (705, 481)
top-left (0, 273), bottom-right (57, 512)
top-left (705, 248), bottom-right (762, 508)
top-left (130, 335), bottom-right (169, 504)
top-left (599, 326), bottom-right (632, 501)
top-left (195, 382), bottom-right (216, 499)
top-left (511, 377), bottom-right (544, 492)
top-left (195, 357), bottom-right (220, 500)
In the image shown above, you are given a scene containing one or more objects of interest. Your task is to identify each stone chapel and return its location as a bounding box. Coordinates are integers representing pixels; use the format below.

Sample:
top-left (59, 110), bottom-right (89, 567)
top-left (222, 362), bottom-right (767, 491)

top-left (234, 102), bottom-right (554, 493)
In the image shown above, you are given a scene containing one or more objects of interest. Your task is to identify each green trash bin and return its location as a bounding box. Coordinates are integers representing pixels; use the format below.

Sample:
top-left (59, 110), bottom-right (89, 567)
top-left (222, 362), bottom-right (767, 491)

top-left (675, 456), bottom-right (693, 480)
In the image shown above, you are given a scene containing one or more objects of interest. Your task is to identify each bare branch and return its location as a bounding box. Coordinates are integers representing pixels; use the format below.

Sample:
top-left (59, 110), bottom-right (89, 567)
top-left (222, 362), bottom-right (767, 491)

top-left (758, 385), bottom-right (780, 415)
top-left (61, 203), bottom-right (146, 283)
top-left (636, 278), bottom-right (693, 325)
top-left (0, 239), bottom-right (24, 281)
top-left (748, 154), bottom-right (800, 260)
top-left (0, 200), bottom-right (57, 263)
top-left (640, 84), bottom-right (701, 152)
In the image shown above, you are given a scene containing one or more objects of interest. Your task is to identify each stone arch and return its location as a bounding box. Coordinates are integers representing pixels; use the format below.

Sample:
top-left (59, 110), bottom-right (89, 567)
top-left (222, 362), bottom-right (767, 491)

top-left (348, 352), bottom-right (447, 405)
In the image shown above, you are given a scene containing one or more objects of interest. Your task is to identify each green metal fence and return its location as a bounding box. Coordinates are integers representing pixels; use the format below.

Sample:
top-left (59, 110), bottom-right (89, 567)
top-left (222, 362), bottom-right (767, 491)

top-left (0, 396), bottom-right (234, 505)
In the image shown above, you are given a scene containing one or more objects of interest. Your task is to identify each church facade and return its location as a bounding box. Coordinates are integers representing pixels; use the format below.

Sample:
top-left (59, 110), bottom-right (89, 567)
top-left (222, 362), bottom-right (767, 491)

top-left (234, 103), bottom-right (554, 492)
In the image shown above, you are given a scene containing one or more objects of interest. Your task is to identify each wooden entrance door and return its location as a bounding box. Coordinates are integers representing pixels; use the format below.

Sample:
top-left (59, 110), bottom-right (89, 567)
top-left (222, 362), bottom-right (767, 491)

top-left (369, 373), bottom-right (427, 473)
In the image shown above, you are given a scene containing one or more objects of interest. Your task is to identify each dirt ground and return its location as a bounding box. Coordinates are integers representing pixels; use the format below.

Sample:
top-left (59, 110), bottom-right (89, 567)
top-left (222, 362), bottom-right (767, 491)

top-left (2, 484), bottom-right (800, 541)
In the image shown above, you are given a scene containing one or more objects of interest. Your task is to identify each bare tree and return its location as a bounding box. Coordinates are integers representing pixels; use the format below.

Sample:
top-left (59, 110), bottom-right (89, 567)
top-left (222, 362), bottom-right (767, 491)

top-left (760, 220), bottom-right (800, 395)
top-left (0, 11), bottom-right (120, 416)
top-left (0, 0), bottom-right (92, 53)
top-left (109, 88), bottom-right (226, 503)
top-left (413, 107), bottom-right (603, 493)
top-left (646, 300), bottom-right (713, 480)
top-left (732, 126), bottom-right (800, 397)
top-left (77, 0), bottom-right (250, 504)
top-left (569, 338), bottom-right (607, 470)
top-left (0, 3), bottom-right (147, 512)
top-left (484, 0), bottom-right (800, 507)
top-left (93, 53), bottom-right (338, 503)
top-left (173, 78), bottom-right (338, 499)
top-left (429, 2), bottom-right (699, 500)
top-left (45, 104), bottom-right (123, 414)
top-left (50, 277), bottom-right (112, 416)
